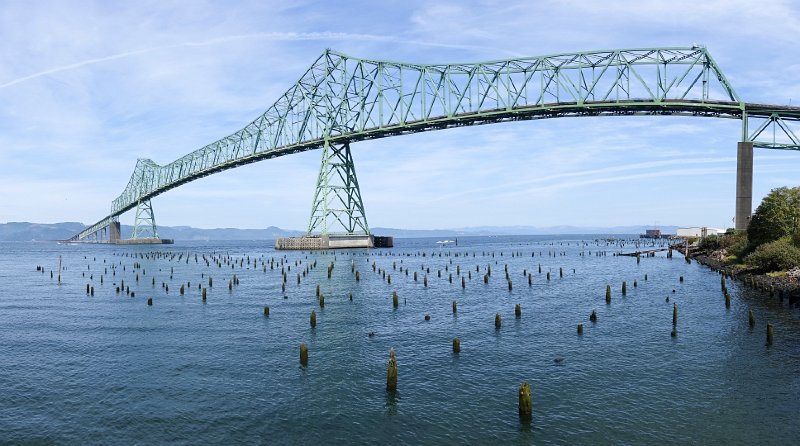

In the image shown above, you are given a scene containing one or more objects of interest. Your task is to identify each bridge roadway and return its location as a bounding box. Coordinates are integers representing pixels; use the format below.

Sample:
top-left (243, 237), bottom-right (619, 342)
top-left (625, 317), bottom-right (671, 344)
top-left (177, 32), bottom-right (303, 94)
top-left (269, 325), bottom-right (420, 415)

top-left (71, 47), bottom-right (800, 241)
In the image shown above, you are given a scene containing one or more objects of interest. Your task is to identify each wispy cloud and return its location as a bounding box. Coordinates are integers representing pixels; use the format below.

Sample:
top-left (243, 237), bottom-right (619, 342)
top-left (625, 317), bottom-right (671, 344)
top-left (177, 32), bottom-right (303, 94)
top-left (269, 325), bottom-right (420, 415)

top-left (0, 31), bottom-right (518, 91)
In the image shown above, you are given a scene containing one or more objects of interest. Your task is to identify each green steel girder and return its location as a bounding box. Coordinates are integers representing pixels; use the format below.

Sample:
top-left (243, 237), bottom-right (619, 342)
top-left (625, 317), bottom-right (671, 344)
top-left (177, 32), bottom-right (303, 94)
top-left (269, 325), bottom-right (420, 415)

top-left (745, 109), bottom-right (800, 149)
top-left (73, 46), bottom-right (800, 241)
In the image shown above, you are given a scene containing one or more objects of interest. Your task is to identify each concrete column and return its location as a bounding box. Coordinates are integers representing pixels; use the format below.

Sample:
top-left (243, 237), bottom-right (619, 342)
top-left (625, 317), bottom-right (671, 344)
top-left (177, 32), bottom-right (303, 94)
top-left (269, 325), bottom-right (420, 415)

top-left (109, 221), bottom-right (121, 242)
top-left (735, 141), bottom-right (753, 231)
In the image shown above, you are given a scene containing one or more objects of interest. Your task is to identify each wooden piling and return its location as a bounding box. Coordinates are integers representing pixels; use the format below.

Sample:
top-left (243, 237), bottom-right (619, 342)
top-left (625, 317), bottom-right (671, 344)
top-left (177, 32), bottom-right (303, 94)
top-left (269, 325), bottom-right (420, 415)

top-left (518, 382), bottom-right (532, 421)
top-left (767, 323), bottom-right (773, 345)
top-left (672, 303), bottom-right (677, 326)
top-left (386, 348), bottom-right (397, 392)
top-left (300, 343), bottom-right (308, 366)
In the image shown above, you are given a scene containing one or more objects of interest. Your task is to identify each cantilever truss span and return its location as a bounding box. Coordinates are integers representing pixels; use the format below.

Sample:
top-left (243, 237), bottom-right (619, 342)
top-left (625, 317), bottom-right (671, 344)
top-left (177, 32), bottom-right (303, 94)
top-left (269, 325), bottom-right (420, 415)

top-left (73, 46), bottom-right (800, 241)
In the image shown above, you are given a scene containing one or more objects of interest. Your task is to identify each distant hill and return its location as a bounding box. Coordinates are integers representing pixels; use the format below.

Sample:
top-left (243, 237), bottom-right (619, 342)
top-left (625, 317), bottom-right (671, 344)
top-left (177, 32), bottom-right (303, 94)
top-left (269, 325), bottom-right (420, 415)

top-left (0, 222), bottom-right (303, 241)
top-left (371, 225), bottom-right (680, 238)
top-left (153, 225), bottom-right (304, 241)
top-left (0, 222), bottom-right (87, 241)
top-left (0, 221), bottom-right (680, 241)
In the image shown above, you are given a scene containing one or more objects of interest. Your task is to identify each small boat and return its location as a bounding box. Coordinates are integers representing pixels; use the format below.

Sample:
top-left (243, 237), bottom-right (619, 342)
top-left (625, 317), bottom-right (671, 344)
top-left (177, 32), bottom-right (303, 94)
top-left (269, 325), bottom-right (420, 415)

top-left (436, 239), bottom-right (458, 247)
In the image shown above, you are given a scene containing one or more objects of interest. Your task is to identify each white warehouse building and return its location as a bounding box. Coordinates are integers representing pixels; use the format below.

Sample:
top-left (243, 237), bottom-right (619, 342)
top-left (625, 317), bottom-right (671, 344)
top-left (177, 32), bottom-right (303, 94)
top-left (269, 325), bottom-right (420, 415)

top-left (676, 227), bottom-right (727, 238)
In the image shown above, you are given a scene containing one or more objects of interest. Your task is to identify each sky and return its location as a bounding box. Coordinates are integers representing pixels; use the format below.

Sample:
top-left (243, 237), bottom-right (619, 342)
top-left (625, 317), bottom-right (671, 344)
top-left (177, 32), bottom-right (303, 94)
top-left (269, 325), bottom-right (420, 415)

top-left (1, 0), bottom-right (800, 231)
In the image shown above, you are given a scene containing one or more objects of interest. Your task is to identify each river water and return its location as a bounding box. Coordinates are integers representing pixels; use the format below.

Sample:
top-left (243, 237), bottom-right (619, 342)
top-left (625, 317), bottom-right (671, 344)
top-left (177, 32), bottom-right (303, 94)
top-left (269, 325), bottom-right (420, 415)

top-left (1, 236), bottom-right (798, 445)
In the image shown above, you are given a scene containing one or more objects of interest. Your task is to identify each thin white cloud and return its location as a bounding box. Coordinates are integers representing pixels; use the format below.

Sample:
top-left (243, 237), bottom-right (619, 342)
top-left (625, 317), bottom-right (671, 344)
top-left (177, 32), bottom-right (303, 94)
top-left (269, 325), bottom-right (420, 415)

top-left (0, 31), bottom-right (517, 90)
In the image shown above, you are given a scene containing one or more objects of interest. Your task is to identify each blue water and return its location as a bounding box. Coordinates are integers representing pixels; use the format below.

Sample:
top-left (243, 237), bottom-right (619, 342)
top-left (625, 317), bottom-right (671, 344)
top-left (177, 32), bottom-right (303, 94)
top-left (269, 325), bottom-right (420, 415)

top-left (1, 236), bottom-right (799, 445)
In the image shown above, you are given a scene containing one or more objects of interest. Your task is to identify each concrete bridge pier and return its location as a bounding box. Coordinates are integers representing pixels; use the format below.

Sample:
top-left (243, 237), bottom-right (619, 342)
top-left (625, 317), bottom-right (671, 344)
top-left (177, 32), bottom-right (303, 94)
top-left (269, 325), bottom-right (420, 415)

top-left (735, 141), bottom-right (753, 231)
top-left (109, 220), bottom-right (121, 242)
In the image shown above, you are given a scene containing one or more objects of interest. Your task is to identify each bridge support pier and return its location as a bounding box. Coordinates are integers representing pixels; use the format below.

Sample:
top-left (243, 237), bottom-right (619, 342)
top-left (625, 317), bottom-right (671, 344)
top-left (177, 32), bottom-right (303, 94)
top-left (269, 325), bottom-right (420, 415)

top-left (307, 140), bottom-right (370, 236)
top-left (132, 199), bottom-right (160, 239)
top-left (735, 141), bottom-right (753, 231)
top-left (276, 139), bottom-right (392, 249)
top-left (109, 219), bottom-right (121, 242)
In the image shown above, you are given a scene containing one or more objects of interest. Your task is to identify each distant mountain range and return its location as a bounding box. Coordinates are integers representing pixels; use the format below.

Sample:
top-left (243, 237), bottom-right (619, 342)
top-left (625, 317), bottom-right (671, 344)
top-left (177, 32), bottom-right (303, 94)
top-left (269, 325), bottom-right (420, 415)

top-left (0, 221), bottom-right (681, 241)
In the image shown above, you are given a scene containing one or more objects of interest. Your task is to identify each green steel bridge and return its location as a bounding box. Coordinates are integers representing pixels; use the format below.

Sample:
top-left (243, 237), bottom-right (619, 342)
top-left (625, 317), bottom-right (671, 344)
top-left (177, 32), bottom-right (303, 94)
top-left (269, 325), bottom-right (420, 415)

top-left (71, 46), bottom-right (800, 242)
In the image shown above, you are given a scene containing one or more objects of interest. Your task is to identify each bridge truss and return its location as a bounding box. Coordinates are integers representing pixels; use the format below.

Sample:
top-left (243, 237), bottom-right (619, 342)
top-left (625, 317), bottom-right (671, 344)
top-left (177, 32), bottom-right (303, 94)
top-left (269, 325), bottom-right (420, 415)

top-left (72, 46), bottom-right (800, 241)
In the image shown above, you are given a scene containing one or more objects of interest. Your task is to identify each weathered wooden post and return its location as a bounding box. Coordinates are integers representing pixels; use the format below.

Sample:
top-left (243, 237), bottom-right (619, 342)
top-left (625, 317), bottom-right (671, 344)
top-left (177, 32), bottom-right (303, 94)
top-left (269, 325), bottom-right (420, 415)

top-left (748, 309), bottom-right (755, 328)
top-left (606, 285), bottom-right (611, 304)
top-left (672, 303), bottom-right (677, 326)
top-left (766, 322), bottom-right (774, 345)
top-left (387, 348), bottom-right (397, 392)
top-left (515, 303), bottom-right (521, 318)
top-left (495, 313), bottom-right (502, 329)
top-left (518, 382), bottom-right (532, 421)
top-left (452, 337), bottom-right (460, 353)
top-left (577, 323), bottom-right (583, 335)
top-left (300, 343), bottom-right (308, 366)
top-left (310, 310), bottom-right (317, 328)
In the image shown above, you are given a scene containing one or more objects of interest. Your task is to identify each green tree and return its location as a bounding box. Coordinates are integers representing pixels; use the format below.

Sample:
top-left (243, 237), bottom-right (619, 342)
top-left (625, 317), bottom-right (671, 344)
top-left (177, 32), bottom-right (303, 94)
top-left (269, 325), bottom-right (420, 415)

top-left (744, 237), bottom-right (800, 272)
top-left (747, 186), bottom-right (800, 250)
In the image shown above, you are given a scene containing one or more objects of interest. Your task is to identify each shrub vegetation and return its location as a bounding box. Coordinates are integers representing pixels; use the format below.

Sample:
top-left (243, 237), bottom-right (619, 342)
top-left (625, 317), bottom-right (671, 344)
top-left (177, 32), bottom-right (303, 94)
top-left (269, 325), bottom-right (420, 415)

top-left (744, 237), bottom-right (800, 272)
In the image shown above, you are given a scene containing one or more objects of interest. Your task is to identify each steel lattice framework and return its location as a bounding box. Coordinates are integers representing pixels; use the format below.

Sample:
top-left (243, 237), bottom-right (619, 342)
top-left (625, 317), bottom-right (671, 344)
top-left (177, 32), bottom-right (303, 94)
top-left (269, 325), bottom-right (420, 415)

top-left (73, 46), bottom-right (800, 241)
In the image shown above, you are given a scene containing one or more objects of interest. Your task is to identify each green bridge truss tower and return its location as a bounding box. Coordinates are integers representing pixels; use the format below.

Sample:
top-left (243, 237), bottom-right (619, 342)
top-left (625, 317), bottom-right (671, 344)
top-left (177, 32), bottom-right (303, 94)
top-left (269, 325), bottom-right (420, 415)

top-left (307, 140), bottom-right (370, 236)
top-left (131, 199), bottom-right (159, 239)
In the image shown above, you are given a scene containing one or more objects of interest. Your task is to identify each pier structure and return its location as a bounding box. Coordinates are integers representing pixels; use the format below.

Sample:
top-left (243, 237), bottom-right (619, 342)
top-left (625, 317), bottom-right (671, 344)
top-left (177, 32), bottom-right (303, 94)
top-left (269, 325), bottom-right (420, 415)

top-left (69, 46), bottom-right (800, 245)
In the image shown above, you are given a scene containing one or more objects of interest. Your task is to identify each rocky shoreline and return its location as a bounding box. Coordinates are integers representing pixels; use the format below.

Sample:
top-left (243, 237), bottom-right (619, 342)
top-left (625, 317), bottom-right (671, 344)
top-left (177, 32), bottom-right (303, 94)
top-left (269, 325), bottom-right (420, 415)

top-left (692, 252), bottom-right (800, 305)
